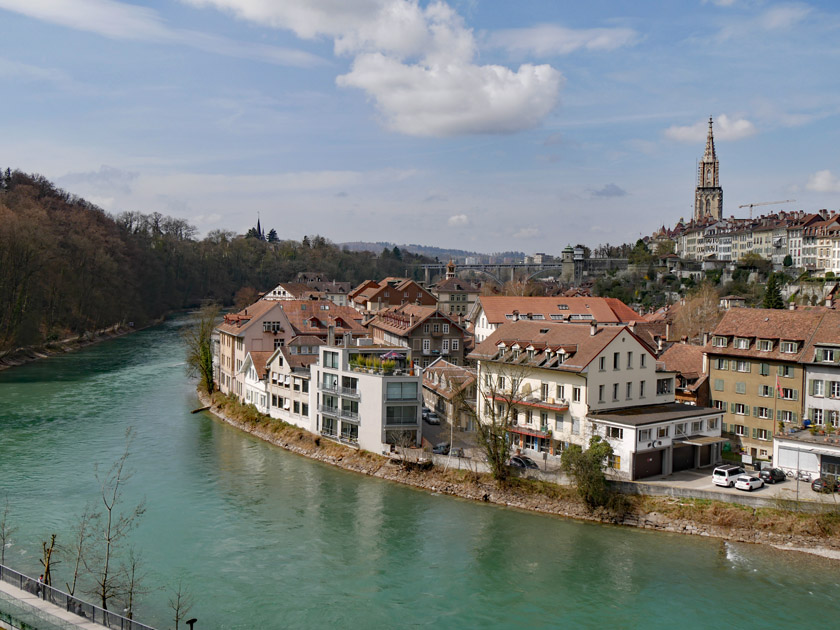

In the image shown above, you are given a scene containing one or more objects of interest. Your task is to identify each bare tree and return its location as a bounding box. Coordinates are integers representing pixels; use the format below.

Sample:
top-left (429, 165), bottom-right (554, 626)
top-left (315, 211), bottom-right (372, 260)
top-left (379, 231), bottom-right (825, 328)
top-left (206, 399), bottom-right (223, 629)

top-left (40, 534), bottom-right (59, 586)
top-left (183, 303), bottom-right (220, 396)
top-left (0, 494), bottom-right (17, 565)
top-left (168, 576), bottom-right (195, 630)
top-left (672, 282), bottom-right (722, 342)
top-left (86, 428), bottom-right (146, 610)
top-left (65, 503), bottom-right (99, 596)
top-left (458, 360), bottom-right (529, 483)
top-left (121, 546), bottom-right (151, 620)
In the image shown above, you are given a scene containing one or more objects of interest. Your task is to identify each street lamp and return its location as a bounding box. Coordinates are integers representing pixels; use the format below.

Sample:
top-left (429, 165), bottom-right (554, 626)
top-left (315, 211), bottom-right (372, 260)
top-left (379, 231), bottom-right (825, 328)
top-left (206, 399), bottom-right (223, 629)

top-left (186, 619), bottom-right (198, 629)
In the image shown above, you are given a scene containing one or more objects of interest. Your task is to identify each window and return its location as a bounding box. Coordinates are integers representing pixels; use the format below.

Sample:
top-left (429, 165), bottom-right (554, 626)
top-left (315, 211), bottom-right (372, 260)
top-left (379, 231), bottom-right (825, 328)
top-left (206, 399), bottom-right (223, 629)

top-left (627, 352), bottom-right (633, 369)
top-left (735, 360), bottom-right (750, 373)
top-left (607, 454), bottom-right (621, 469)
top-left (386, 406), bottom-right (417, 425)
top-left (781, 341), bottom-right (798, 353)
top-left (829, 410), bottom-right (840, 427)
top-left (302, 403), bottom-right (309, 416)
top-left (638, 429), bottom-right (651, 441)
top-left (442, 339), bottom-right (450, 353)
top-left (612, 383), bottom-right (619, 401)
top-left (606, 426), bottom-right (623, 439)
top-left (293, 378), bottom-right (301, 392)
top-left (735, 382), bottom-right (746, 394)
top-left (324, 351), bottom-right (339, 369)
top-left (780, 410), bottom-right (794, 423)
top-left (714, 358), bottom-right (729, 370)
top-left (613, 352), bottom-right (620, 370)
top-left (781, 388), bottom-right (797, 400)
top-left (640, 354), bottom-right (646, 369)
top-left (812, 379), bottom-right (825, 397)
top-left (757, 407), bottom-right (771, 419)
top-left (779, 365), bottom-right (794, 378)
top-left (423, 324), bottom-right (430, 333)
top-left (734, 338), bottom-right (750, 349)
top-left (442, 323), bottom-right (450, 334)
top-left (322, 372), bottom-right (338, 390)
top-left (758, 384), bottom-right (771, 397)
top-left (302, 380), bottom-right (309, 393)
top-left (599, 356), bottom-right (606, 371)
top-left (708, 418), bottom-right (719, 430)
top-left (656, 378), bottom-right (673, 395)
top-left (341, 423), bottom-right (359, 442)
top-left (657, 426), bottom-right (670, 438)
top-left (811, 408), bottom-right (824, 425)
top-left (759, 363), bottom-right (770, 376)
top-left (692, 421), bottom-right (703, 432)
top-left (734, 424), bottom-right (746, 436)
top-left (756, 429), bottom-right (771, 441)
top-left (293, 401), bottom-right (300, 414)
top-left (387, 382), bottom-right (418, 400)
top-left (598, 384), bottom-right (605, 403)
top-left (626, 382), bottom-right (632, 399)
top-left (714, 379), bottom-right (724, 391)
top-left (713, 336), bottom-right (728, 347)
top-left (573, 387), bottom-right (582, 403)
top-left (423, 338), bottom-right (431, 353)
top-left (832, 381), bottom-right (840, 398)
top-left (451, 339), bottom-right (460, 352)
top-left (714, 400), bottom-right (726, 410)
top-left (758, 339), bottom-right (773, 351)
top-left (498, 376), bottom-right (506, 390)
top-left (554, 413), bottom-right (564, 431)
top-left (556, 385), bottom-right (565, 400)
top-left (432, 323), bottom-right (440, 333)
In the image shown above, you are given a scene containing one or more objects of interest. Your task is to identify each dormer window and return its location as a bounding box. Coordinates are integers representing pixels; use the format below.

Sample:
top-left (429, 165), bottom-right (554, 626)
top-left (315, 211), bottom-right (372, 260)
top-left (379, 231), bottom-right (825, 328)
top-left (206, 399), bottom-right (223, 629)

top-left (712, 336), bottom-right (728, 347)
top-left (757, 339), bottom-right (773, 351)
top-left (817, 348), bottom-right (837, 363)
top-left (781, 341), bottom-right (798, 354)
top-left (734, 338), bottom-right (750, 350)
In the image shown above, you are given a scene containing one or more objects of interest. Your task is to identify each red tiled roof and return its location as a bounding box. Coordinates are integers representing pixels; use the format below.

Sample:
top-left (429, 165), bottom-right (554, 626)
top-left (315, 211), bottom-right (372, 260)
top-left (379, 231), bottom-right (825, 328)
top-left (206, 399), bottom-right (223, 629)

top-left (475, 296), bottom-right (640, 325)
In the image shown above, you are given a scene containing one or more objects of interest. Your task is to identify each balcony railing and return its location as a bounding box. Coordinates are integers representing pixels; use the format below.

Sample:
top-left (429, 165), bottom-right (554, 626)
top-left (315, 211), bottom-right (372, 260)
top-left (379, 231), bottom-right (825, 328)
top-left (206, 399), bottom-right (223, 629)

top-left (340, 387), bottom-right (360, 398)
top-left (340, 409), bottom-right (360, 422)
top-left (319, 405), bottom-right (340, 416)
top-left (320, 382), bottom-right (339, 393)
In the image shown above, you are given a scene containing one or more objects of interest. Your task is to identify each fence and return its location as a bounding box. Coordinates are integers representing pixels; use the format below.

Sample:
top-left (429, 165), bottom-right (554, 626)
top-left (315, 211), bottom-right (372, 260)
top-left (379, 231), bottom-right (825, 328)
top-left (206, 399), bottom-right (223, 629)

top-left (0, 563), bottom-right (156, 630)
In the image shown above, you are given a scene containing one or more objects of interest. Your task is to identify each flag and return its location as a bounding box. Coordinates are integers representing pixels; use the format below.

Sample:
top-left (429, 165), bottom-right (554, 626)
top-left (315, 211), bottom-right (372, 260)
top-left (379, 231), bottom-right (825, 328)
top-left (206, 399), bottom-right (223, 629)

top-left (776, 375), bottom-right (783, 397)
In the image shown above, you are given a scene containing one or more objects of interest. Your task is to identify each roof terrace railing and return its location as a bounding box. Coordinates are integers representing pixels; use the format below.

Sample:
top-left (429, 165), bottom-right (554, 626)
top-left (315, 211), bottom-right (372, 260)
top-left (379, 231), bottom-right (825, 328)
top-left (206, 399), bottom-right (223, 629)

top-left (0, 563), bottom-right (157, 630)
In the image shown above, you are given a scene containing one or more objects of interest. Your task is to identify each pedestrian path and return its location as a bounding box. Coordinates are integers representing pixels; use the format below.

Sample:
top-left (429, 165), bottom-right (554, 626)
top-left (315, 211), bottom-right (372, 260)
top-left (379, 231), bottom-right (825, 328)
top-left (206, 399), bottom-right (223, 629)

top-left (0, 579), bottom-right (103, 629)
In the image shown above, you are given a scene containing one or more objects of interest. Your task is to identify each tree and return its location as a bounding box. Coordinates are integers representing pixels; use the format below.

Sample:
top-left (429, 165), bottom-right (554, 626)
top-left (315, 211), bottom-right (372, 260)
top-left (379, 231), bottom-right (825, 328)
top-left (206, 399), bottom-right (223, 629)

top-left (628, 239), bottom-right (655, 266)
top-left (561, 436), bottom-right (614, 510)
top-left (233, 287), bottom-right (258, 310)
top-left (183, 304), bottom-right (220, 396)
top-left (122, 546), bottom-right (151, 620)
top-left (65, 504), bottom-right (98, 596)
top-left (168, 576), bottom-right (195, 630)
top-left (0, 494), bottom-right (17, 565)
top-left (763, 273), bottom-right (784, 309)
top-left (267, 228), bottom-right (279, 243)
top-left (461, 362), bottom-right (529, 483)
top-left (672, 282), bottom-right (722, 342)
top-left (40, 534), bottom-right (59, 586)
top-left (86, 429), bottom-right (146, 610)
top-left (783, 254), bottom-right (793, 267)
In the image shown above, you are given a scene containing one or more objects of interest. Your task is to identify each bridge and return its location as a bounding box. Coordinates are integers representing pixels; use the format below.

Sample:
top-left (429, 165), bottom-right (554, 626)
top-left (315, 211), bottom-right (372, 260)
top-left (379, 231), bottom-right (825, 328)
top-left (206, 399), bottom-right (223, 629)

top-left (0, 563), bottom-right (157, 630)
top-left (415, 259), bottom-right (629, 285)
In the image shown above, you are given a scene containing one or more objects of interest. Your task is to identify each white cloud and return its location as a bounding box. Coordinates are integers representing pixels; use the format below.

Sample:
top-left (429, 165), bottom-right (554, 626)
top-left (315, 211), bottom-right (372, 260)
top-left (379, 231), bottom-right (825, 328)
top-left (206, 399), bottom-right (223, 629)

top-left (664, 114), bottom-right (757, 142)
top-left (590, 183), bottom-right (626, 198)
top-left (0, 56), bottom-right (73, 87)
top-left (806, 170), bottom-right (840, 193)
top-left (58, 164), bottom-right (139, 195)
top-left (759, 4), bottom-right (812, 30)
top-left (447, 213), bottom-right (469, 226)
top-left (185, 0), bottom-right (563, 136)
top-left (704, 0), bottom-right (737, 6)
top-left (513, 227), bottom-right (538, 239)
top-left (489, 24), bottom-right (638, 57)
top-left (0, 0), bottom-right (322, 66)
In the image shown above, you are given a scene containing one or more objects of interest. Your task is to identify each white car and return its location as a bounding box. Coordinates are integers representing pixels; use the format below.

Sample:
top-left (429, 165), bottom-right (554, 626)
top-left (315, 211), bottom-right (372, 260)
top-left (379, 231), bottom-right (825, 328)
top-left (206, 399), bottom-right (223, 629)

top-left (712, 464), bottom-right (746, 487)
top-left (734, 475), bottom-right (764, 492)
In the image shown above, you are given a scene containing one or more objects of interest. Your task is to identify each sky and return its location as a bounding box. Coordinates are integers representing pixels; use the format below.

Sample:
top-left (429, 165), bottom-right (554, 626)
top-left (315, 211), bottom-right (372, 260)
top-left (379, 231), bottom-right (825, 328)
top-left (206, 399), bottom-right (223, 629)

top-left (1, 0), bottom-right (840, 254)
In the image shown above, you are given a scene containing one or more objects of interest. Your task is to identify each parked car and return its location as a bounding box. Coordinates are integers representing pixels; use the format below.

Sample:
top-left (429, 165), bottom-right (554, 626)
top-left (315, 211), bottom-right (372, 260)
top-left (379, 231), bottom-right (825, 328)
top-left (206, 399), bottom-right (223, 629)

top-left (712, 464), bottom-right (746, 487)
top-left (811, 477), bottom-right (840, 493)
top-left (758, 468), bottom-right (786, 484)
top-left (509, 455), bottom-right (539, 470)
top-left (432, 442), bottom-right (450, 455)
top-left (449, 447), bottom-right (465, 458)
top-left (425, 412), bottom-right (440, 425)
top-left (734, 475), bottom-right (764, 492)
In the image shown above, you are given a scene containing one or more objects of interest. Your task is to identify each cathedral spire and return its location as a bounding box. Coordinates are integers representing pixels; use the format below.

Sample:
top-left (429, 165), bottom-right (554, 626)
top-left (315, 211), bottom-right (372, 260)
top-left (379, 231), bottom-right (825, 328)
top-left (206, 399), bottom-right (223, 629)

top-left (704, 116), bottom-right (716, 161)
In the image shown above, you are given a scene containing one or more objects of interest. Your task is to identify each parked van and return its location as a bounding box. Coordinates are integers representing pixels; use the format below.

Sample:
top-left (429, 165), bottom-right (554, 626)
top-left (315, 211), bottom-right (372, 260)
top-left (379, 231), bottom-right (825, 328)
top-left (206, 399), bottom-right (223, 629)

top-left (712, 464), bottom-right (746, 487)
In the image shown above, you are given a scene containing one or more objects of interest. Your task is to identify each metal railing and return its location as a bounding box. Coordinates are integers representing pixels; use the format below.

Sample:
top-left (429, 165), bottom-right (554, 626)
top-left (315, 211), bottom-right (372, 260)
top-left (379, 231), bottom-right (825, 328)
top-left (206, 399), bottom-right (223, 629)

top-left (318, 404), bottom-right (340, 416)
top-left (339, 409), bottom-right (360, 421)
top-left (0, 563), bottom-right (156, 630)
top-left (339, 387), bottom-right (360, 398)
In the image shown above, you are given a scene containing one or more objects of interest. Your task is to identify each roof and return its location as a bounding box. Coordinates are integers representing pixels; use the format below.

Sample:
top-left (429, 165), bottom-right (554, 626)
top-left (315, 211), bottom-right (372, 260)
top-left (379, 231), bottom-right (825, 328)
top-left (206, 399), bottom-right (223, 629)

top-left (469, 320), bottom-right (636, 373)
top-left (659, 343), bottom-right (705, 379)
top-left (800, 311), bottom-right (840, 363)
top-left (589, 402), bottom-right (722, 427)
top-left (217, 300), bottom-right (282, 336)
top-left (706, 308), bottom-right (825, 361)
top-left (368, 303), bottom-right (463, 337)
top-left (277, 346), bottom-right (319, 371)
top-left (243, 351), bottom-right (274, 379)
top-left (279, 300), bottom-right (366, 335)
top-left (474, 296), bottom-right (640, 325)
top-left (288, 335), bottom-right (326, 346)
top-left (432, 277), bottom-right (480, 293)
top-left (422, 359), bottom-right (476, 401)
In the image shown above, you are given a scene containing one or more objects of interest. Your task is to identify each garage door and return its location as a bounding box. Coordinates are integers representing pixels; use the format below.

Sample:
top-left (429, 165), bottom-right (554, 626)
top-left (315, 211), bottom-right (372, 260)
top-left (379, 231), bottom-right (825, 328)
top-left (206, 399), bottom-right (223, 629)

top-left (634, 449), bottom-right (663, 480)
top-left (673, 445), bottom-right (695, 472)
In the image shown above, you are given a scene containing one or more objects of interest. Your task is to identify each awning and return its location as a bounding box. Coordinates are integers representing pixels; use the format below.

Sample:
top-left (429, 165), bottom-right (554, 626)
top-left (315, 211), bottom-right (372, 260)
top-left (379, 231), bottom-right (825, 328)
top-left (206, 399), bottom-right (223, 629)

top-left (508, 426), bottom-right (551, 439)
top-left (674, 435), bottom-right (729, 446)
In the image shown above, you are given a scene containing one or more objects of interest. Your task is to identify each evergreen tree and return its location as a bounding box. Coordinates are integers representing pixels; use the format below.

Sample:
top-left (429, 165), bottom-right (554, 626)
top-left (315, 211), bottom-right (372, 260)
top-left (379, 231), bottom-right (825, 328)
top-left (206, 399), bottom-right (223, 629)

top-left (783, 254), bottom-right (793, 267)
top-left (763, 273), bottom-right (784, 309)
top-left (267, 228), bottom-right (278, 243)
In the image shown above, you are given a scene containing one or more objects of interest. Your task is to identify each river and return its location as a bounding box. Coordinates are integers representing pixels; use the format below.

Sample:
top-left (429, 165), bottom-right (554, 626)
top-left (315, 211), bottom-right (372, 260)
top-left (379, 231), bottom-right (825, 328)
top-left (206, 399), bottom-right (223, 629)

top-left (0, 316), bottom-right (838, 629)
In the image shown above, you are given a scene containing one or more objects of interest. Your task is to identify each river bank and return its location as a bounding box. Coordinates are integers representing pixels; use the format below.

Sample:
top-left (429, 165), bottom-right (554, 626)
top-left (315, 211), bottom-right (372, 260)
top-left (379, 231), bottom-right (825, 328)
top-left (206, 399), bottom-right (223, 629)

top-left (199, 391), bottom-right (840, 560)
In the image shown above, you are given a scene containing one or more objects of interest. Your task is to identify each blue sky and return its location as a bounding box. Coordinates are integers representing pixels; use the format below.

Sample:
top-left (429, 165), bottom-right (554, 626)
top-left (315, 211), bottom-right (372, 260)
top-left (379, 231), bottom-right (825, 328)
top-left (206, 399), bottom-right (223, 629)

top-left (1, 0), bottom-right (839, 253)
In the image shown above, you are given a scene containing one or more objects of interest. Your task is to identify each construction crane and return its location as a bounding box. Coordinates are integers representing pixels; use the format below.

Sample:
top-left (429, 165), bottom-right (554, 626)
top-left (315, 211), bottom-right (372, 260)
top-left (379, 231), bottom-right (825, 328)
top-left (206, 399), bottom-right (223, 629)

top-left (738, 199), bottom-right (795, 219)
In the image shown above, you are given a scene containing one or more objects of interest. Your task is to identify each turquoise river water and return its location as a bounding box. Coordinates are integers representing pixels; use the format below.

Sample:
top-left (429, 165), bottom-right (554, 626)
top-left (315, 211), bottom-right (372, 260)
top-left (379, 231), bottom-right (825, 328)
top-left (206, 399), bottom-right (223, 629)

top-left (0, 316), bottom-right (838, 629)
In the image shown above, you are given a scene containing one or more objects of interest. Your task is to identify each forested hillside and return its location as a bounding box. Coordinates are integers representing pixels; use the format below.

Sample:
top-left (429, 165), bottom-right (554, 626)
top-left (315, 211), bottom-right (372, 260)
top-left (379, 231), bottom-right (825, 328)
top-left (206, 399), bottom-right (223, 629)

top-left (0, 169), bottom-right (431, 351)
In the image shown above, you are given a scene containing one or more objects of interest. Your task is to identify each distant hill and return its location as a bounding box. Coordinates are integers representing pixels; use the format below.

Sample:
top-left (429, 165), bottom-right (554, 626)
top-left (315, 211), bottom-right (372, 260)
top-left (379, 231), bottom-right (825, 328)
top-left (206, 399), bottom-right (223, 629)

top-left (339, 241), bottom-right (524, 263)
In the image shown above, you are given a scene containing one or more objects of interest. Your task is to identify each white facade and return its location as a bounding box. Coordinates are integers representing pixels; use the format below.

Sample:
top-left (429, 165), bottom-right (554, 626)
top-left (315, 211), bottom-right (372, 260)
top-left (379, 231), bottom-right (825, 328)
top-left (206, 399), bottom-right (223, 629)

top-left (804, 357), bottom-right (840, 429)
top-left (241, 353), bottom-right (269, 414)
top-left (266, 347), bottom-right (316, 431)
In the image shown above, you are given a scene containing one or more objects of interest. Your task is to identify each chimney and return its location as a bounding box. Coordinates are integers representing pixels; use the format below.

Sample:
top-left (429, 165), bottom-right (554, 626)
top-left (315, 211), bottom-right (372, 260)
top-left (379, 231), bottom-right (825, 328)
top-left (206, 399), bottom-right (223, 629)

top-left (681, 336), bottom-right (688, 344)
top-left (343, 332), bottom-right (352, 347)
top-left (328, 325), bottom-right (335, 346)
top-left (702, 331), bottom-right (710, 346)
top-left (590, 320), bottom-right (597, 336)
top-left (789, 302), bottom-right (796, 310)
top-left (665, 321), bottom-right (671, 341)
top-left (410, 313), bottom-right (415, 327)
top-left (629, 321), bottom-right (636, 334)
top-left (657, 338), bottom-right (663, 353)
top-left (513, 310), bottom-right (520, 321)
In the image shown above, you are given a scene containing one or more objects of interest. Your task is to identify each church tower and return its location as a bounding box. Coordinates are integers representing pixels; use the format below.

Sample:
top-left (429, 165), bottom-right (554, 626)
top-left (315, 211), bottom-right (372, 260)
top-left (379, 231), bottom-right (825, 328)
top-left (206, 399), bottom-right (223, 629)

top-left (694, 117), bottom-right (723, 222)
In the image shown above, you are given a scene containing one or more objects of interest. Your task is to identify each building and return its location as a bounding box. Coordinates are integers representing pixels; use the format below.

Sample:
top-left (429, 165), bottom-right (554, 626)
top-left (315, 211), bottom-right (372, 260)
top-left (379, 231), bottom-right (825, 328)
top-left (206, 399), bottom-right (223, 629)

top-left (705, 308), bottom-right (822, 463)
top-left (470, 320), bottom-right (723, 480)
top-left (773, 430), bottom-right (840, 481)
top-left (658, 342), bottom-right (710, 406)
top-left (348, 278), bottom-right (437, 314)
top-left (468, 296), bottom-right (641, 343)
top-left (422, 358), bottom-right (477, 432)
top-left (800, 311), bottom-right (840, 431)
top-left (312, 342), bottom-right (422, 452)
top-left (296, 272), bottom-right (352, 306)
top-left (263, 282), bottom-right (321, 301)
top-left (429, 261), bottom-right (480, 316)
top-left (241, 350), bottom-right (273, 414)
top-left (694, 117), bottom-right (723, 222)
top-left (265, 336), bottom-right (323, 429)
top-left (367, 303), bottom-right (469, 367)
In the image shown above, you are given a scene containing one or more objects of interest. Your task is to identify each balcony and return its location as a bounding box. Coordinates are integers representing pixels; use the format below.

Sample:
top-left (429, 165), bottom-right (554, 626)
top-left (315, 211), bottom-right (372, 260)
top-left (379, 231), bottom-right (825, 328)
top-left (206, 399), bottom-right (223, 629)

top-left (318, 405), bottom-right (340, 417)
top-left (340, 387), bottom-right (360, 398)
top-left (340, 409), bottom-right (360, 422)
top-left (320, 382), bottom-right (339, 393)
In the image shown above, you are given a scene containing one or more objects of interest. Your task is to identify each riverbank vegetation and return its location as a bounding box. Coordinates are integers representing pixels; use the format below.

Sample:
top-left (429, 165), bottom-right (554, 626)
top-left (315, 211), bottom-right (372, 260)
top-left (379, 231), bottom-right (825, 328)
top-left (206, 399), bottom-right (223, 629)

top-left (0, 169), bottom-right (432, 353)
top-left (202, 391), bottom-right (840, 554)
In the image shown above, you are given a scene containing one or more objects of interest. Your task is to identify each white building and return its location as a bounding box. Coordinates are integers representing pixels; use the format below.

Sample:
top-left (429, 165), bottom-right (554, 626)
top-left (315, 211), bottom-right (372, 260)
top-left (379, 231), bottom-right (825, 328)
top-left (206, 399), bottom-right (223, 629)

top-left (266, 336), bottom-right (322, 430)
top-left (312, 341), bottom-right (422, 453)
